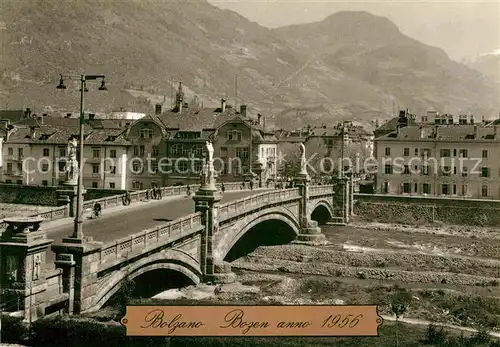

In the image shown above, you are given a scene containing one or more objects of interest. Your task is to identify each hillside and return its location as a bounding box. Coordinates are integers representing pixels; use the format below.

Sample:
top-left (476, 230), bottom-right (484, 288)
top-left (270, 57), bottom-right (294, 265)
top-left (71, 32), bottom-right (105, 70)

top-left (0, 1), bottom-right (497, 128)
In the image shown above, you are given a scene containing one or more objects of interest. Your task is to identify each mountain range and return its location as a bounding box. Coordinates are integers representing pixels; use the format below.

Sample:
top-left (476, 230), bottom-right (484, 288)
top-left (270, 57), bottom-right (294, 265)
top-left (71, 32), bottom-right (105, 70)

top-left (0, 0), bottom-right (498, 129)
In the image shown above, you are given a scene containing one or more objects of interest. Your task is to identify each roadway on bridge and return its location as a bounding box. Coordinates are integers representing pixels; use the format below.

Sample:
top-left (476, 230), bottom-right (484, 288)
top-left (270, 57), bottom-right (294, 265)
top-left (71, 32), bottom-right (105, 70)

top-left (45, 190), bottom-right (268, 263)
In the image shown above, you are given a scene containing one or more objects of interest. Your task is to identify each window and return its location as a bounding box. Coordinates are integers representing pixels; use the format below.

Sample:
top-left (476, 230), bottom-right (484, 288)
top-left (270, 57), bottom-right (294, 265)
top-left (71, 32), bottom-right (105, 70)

top-left (110, 149), bottom-right (117, 158)
top-left (92, 182), bottom-right (98, 188)
top-left (385, 147), bottom-right (391, 156)
top-left (178, 161), bottom-right (188, 172)
top-left (43, 148), bottom-right (49, 157)
top-left (42, 180), bottom-right (48, 186)
top-left (139, 146), bottom-right (145, 156)
top-left (151, 161), bottom-right (158, 173)
top-left (110, 166), bottom-right (116, 174)
top-left (462, 184), bottom-right (467, 196)
top-left (481, 167), bottom-right (490, 177)
top-left (384, 164), bottom-right (392, 174)
top-left (441, 166), bottom-right (450, 176)
top-left (152, 146), bottom-right (159, 156)
top-left (59, 147), bottom-right (66, 157)
top-left (139, 129), bottom-right (154, 139)
top-left (227, 130), bottom-right (242, 141)
top-left (132, 181), bottom-right (143, 190)
top-left (414, 148), bottom-right (419, 155)
top-left (422, 165), bottom-right (429, 176)
top-left (482, 185), bottom-right (488, 197)
top-left (440, 149), bottom-right (451, 157)
top-left (109, 182), bottom-right (115, 189)
top-left (133, 162), bottom-right (141, 173)
top-left (453, 166), bottom-right (457, 175)
top-left (453, 149), bottom-right (457, 157)
top-left (414, 183), bottom-right (418, 193)
top-left (6, 163), bottom-right (12, 173)
top-left (133, 147), bottom-right (139, 156)
top-left (58, 161), bottom-right (65, 172)
top-left (403, 165), bottom-right (410, 174)
top-left (220, 147), bottom-right (228, 157)
top-left (92, 165), bottom-right (100, 174)
top-left (403, 148), bottom-right (409, 156)
top-left (441, 184), bottom-right (449, 195)
top-left (453, 184), bottom-right (457, 195)
top-left (5, 179), bottom-right (12, 184)
top-left (42, 163), bottom-right (49, 172)
top-left (8, 147), bottom-right (13, 155)
top-left (458, 149), bottom-right (468, 158)
top-left (382, 182), bottom-right (389, 193)
top-left (18, 148), bottom-right (23, 157)
top-left (482, 150), bottom-right (488, 158)
top-left (242, 148), bottom-right (249, 159)
top-left (421, 148), bottom-right (431, 158)
top-left (16, 180), bottom-right (22, 185)
top-left (462, 167), bottom-right (468, 177)
top-left (403, 183), bottom-right (411, 193)
top-left (194, 160), bottom-right (202, 173)
top-left (17, 163), bottom-right (22, 172)
top-left (92, 149), bottom-right (100, 158)
top-left (422, 184), bottom-right (430, 194)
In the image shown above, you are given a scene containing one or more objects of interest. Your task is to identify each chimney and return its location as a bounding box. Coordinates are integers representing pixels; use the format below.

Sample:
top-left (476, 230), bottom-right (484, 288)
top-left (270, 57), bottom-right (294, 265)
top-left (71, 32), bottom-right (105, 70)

top-left (257, 113), bottom-right (262, 125)
top-left (155, 104), bottom-right (162, 115)
top-left (221, 99), bottom-right (226, 113)
top-left (419, 125), bottom-right (424, 139)
top-left (240, 104), bottom-right (247, 117)
top-left (29, 126), bottom-right (37, 139)
top-left (175, 82), bottom-right (184, 113)
top-left (469, 115), bottom-right (474, 125)
top-left (482, 115), bottom-right (486, 125)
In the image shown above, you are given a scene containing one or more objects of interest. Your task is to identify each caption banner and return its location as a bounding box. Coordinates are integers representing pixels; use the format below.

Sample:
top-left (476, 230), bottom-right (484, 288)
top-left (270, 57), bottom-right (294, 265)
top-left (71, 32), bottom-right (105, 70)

top-left (121, 305), bottom-right (383, 336)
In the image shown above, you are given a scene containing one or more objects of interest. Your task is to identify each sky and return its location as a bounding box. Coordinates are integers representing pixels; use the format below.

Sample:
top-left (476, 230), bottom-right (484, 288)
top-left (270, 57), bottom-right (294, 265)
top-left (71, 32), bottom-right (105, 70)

top-left (208, 0), bottom-right (500, 61)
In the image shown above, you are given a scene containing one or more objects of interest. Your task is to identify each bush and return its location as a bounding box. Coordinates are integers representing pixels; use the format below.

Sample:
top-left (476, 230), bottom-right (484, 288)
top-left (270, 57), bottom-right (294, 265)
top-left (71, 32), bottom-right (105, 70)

top-left (0, 314), bottom-right (31, 343)
top-left (424, 324), bottom-right (448, 345)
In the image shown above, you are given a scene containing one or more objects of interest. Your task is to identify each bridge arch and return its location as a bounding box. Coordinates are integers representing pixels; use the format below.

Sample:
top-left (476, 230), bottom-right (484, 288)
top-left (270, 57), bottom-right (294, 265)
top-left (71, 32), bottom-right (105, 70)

top-left (215, 207), bottom-right (300, 262)
top-left (88, 249), bottom-right (202, 312)
top-left (309, 199), bottom-right (334, 225)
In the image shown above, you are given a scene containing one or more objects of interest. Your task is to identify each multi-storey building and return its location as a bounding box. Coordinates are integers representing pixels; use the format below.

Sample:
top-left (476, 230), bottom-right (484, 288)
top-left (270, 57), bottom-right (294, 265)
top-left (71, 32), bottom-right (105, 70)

top-left (374, 112), bottom-right (500, 199)
top-left (0, 112), bottom-right (131, 189)
top-left (158, 95), bottom-right (278, 186)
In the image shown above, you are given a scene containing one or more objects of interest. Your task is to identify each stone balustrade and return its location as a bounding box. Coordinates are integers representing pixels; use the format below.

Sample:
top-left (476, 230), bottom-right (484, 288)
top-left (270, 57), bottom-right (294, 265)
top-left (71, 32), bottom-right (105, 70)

top-left (309, 185), bottom-right (335, 197)
top-left (99, 212), bottom-right (203, 266)
top-left (218, 188), bottom-right (300, 222)
top-left (0, 181), bottom-right (250, 232)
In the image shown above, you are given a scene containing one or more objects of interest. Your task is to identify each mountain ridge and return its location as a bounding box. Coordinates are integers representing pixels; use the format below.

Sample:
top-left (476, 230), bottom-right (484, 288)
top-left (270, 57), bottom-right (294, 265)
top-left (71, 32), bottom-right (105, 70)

top-left (0, 0), bottom-right (497, 129)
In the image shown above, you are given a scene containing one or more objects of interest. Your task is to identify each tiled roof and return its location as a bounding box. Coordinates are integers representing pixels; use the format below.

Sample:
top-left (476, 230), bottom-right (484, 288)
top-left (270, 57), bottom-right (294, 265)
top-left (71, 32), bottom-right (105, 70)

top-left (5, 124), bottom-right (130, 145)
top-left (377, 125), bottom-right (500, 142)
top-left (0, 110), bottom-right (30, 125)
top-left (158, 107), bottom-right (243, 130)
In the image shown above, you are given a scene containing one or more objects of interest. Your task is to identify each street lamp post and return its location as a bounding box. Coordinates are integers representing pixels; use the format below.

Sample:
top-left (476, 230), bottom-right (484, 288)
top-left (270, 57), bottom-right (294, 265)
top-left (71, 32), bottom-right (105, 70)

top-left (57, 74), bottom-right (107, 240)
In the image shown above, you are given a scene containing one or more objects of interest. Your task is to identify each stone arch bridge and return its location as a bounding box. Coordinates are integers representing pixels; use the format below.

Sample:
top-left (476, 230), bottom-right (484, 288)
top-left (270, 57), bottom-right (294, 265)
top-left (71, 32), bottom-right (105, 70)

top-left (0, 176), bottom-right (352, 320)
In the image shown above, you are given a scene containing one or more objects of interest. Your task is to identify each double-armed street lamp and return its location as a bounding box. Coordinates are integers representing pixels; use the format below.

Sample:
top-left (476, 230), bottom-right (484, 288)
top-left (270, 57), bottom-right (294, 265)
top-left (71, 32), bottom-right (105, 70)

top-left (56, 74), bottom-right (107, 240)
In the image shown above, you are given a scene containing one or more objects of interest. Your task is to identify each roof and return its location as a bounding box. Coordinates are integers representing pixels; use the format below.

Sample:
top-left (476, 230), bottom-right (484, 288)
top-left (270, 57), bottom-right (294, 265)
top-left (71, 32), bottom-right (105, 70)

top-left (158, 107), bottom-right (243, 130)
top-left (376, 125), bottom-right (500, 142)
top-left (375, 116), bottom-right (418, 132)
top-left (5, 125), bottom-right (130, 145)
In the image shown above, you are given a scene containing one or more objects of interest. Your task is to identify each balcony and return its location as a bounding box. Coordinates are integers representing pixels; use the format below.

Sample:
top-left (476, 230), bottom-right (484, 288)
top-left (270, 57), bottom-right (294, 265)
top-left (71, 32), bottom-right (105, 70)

top-left (4, 155), bottom-right (24, 161)
top-left (4, 171), bottom-right (23, 177)
top-left (88, 157), bottom-right (102, 164)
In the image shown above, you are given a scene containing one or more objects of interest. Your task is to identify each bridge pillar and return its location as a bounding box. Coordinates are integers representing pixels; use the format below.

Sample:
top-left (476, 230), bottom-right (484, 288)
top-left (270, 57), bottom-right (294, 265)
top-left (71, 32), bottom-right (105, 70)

top-left (51, 238), bottom-right (103, 314)
top-left (56, 185), bottom-right (78, 218)
top-left (193, 186), bottom-right (236, 284)
top-left (293, 173), bottom-right (327, 245)
top-left (0, 218), bottom-right (53, 323)
top-left (330, 177), bottom-right (349, 225)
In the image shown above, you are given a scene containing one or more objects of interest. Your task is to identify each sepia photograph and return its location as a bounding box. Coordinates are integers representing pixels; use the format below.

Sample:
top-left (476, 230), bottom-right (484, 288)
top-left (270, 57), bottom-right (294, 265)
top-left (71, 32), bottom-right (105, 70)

top-left (0, 0), bottom-right (499, 346)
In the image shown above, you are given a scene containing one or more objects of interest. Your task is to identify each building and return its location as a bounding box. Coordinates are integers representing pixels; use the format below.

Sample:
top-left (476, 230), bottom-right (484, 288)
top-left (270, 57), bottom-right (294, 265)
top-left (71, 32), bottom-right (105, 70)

top-left (154, 83), bottom-right (278, 186)
top-left (374, 115), bottom-right (500, 199)
top-left (0, 112), bottom-right (131, 189)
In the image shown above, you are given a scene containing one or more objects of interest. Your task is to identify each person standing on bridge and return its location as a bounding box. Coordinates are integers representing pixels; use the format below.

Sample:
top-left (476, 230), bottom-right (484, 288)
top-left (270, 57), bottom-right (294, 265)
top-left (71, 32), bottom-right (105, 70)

top-left (250, 180), bottom-right (254, 190)
top-left (186, 185), bottom-right (191, 196)
top-left (221, 182), bottom-right (226, 193)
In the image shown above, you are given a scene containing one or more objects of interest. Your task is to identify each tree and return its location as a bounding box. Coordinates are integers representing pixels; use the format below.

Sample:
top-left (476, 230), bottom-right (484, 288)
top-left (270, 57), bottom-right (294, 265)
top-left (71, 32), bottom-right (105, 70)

top-left (390, 289), bottom-right (412, 347)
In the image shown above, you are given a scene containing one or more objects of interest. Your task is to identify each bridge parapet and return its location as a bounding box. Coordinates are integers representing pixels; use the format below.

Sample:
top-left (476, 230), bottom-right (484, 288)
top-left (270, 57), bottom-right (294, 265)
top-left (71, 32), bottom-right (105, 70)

top-left (218, 188), bottom-right (300, 222)
top-left (98, 212), bottom-right (203, 267)
top-left (309, 185), bottom-right (335, 198)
